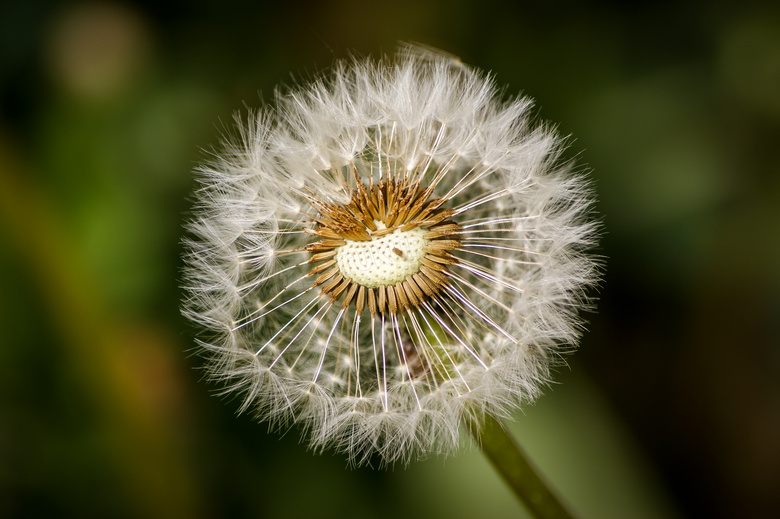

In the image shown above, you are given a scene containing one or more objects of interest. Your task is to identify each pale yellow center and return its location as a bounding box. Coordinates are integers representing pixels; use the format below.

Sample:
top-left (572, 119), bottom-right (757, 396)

top-left (335, 227), bottom-right (429, 288)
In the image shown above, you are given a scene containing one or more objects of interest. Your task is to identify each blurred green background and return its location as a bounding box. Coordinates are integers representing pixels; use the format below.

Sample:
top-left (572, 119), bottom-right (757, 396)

top-left (1, 1), bottom-right (779, 518)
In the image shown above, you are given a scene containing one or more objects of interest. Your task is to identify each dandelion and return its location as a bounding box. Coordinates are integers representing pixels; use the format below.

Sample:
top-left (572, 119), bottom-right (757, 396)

top-left (182, 46), bottom-right (599, 467)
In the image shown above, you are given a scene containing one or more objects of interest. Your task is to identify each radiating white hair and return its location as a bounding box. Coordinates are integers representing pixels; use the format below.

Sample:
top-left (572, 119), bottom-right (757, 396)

top-left (182, 46), bottom-right (600, 465)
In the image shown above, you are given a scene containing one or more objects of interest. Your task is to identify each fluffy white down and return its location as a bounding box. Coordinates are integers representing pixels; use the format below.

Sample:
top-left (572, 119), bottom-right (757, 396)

top-left (182, 46), bottom-right (599, 465)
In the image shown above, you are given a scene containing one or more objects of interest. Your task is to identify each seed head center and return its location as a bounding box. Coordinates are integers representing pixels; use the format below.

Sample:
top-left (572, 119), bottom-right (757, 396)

top-left (336, 226), bottom-right (429, 288)
top-left (305, 177), bottom-right (462, 315)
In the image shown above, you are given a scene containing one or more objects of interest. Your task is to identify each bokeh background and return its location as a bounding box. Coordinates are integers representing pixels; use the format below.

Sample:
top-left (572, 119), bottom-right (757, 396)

top-left (2, 1), bottom-right (779, 518)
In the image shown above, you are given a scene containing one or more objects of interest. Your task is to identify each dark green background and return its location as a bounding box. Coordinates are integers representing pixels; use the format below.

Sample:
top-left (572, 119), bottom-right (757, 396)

top-left (2, 1), bottom-right (779, 518)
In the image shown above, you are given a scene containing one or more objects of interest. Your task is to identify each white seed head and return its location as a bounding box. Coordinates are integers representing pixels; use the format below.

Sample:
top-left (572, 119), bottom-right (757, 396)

top-left (182, 45), bottom-right (600, 465)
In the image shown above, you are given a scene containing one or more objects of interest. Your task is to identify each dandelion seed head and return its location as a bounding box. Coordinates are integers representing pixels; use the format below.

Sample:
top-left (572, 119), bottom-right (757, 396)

top-left (182, 45), bottom-right (600, 465)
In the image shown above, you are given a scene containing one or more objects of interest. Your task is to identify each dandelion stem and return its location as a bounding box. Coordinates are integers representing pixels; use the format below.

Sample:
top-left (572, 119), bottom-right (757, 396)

top-left (468, 415), bottom-right (578, 519)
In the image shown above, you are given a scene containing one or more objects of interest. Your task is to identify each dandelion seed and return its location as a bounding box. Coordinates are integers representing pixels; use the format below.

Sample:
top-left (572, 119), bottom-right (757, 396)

top-left (182, 45), bottom-right (599, 465)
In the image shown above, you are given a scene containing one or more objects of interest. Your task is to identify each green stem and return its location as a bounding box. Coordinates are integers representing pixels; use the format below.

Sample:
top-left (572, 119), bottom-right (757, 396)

top-left (468, 414), bottom-right (578, 519)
